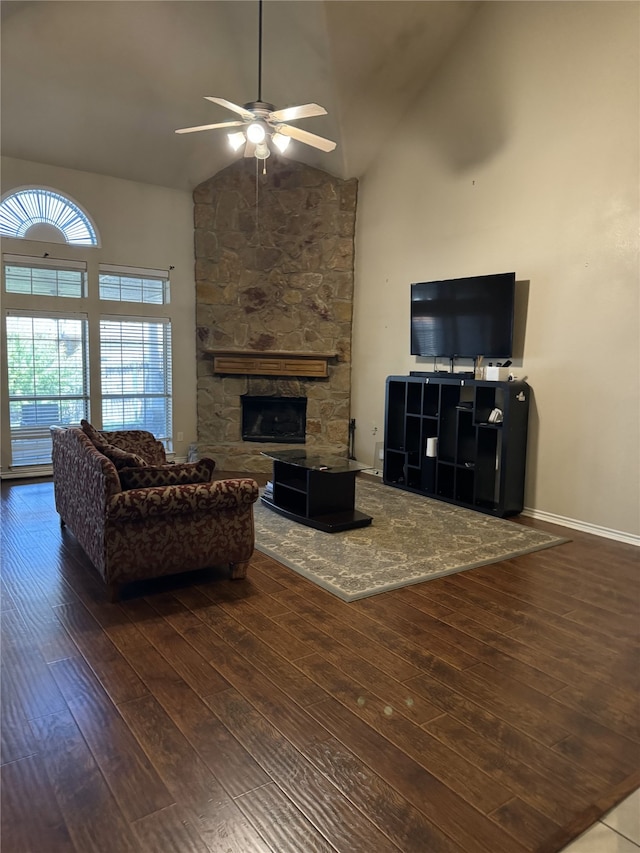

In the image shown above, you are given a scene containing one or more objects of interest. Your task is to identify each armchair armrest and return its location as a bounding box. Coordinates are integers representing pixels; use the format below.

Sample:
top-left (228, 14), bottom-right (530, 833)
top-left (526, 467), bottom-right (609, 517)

top-left (106, 477), bottom-right (259, 523)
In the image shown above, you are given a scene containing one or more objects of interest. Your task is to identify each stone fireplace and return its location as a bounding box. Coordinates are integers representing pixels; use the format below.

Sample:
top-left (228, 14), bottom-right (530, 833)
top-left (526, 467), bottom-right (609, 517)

top-left (193, 156), bottom-right (357, 472)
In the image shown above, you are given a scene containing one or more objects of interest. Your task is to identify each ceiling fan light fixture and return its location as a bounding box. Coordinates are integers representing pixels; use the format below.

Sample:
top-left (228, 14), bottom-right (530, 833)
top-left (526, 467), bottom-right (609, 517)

top-left (255, 142), bottom-right (271, 160)
top-left (228, 131), bottom-right (246, 151)
top-left (175, 1), bottom-right (337, 163)
top-left (272, 132), bottom-right (291, 154)
top-left (246, 122), bottom-right (266, 144)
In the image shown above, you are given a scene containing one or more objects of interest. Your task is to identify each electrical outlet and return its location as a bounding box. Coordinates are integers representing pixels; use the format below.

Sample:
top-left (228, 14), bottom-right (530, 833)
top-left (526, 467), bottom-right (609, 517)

top-left (177, 431), bottom-right (184, 442)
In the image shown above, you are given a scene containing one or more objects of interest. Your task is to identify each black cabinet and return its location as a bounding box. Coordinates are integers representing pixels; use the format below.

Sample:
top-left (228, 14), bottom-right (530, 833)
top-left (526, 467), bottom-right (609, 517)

top-left (262, 454), bottom-right (373, 532)
top-left (383, 374), bottom-right (530, 517)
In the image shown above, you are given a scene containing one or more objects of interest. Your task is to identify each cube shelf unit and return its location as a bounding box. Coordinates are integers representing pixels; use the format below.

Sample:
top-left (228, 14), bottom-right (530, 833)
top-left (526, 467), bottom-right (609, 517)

top-left (383, 374), bottom-right (530, 517)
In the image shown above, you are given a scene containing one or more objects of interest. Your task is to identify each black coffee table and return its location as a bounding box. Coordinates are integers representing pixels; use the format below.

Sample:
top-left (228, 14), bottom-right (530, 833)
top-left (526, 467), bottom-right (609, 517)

top-left (261, 450), bottom-right (373, 533)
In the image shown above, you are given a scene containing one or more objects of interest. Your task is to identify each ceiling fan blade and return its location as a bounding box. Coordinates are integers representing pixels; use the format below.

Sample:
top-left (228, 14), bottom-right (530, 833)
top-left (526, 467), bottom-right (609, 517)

top-left (277, 124), bottom-right (337, 153)
top-left (175, 120), bottom-right (245, 135)
top-left (269, 103), bottom-right (327, 123)
top-left (205, 97), bottom-right (255, 121)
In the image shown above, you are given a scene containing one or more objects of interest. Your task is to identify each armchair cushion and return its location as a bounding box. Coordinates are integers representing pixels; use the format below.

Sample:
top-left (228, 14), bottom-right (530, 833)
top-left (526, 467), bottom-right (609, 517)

top-left (99, 443), bottom-right (149, 471)
top-left (119, 458), bottom-right (215, 490)
top-left (81, 419), bottom-right (166, 465)
top-left (80, 418), bottom-right (104, 445)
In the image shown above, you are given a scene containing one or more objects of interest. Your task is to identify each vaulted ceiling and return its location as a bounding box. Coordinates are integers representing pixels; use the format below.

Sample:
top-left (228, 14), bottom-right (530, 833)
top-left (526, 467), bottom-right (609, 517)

top-left (1, 1), bottom-right (478, 191)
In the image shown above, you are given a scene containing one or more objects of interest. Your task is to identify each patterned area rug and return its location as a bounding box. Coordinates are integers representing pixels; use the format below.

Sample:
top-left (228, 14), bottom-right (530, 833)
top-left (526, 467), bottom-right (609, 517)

top-left (254, 478), bottom-right (569, 601)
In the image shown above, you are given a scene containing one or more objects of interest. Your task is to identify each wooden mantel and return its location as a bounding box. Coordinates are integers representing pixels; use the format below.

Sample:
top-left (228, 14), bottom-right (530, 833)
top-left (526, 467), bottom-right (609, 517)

top-left (206, 350), bottom-right (336, 378)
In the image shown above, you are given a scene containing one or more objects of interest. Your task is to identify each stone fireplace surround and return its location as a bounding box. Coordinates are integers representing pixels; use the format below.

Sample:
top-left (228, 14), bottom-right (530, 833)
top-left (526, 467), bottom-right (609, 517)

top-left (194, 157), bottom-right (357, 472)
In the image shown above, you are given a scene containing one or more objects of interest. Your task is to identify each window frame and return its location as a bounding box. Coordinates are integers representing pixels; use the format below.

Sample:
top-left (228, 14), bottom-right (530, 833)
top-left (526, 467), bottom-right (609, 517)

top-left (99, 264), bottom-right (171, 305)
top-left (1, 247), bottom-right (175, 476)
top-left (4, 253), bottom-right (88, 298)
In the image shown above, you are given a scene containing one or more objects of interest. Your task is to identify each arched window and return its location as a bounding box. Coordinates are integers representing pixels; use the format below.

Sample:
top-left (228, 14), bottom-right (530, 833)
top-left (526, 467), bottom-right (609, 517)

top-left (0, 187), bottom-right (99, 246)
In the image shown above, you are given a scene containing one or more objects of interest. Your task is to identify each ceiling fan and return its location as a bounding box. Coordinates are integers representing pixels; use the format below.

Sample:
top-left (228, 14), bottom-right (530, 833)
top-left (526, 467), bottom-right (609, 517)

top-left (175, 0), bottom-right (337, 162)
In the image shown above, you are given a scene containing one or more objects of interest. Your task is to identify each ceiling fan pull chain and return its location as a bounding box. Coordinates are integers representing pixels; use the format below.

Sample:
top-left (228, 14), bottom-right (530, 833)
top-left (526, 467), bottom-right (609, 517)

top-left (255, 157), bottom-right (260, 236)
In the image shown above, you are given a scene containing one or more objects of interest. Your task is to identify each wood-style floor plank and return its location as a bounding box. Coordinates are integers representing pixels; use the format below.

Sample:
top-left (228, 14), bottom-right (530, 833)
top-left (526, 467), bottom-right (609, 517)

top-left (49, 656), bottom-right (175, 823)
top-left (234, 782), bottom-right (340, 853)
top-left (53, 601), bottom-right (149, 704)
top-left (268, 585), bottom-right (425, 682)
top-left (132, 804), bottom-right (213, 853)
top-left (295, 652), bottom-right (512, 813)
top-left (276, 608), bottom-right (443, 724)
top-left (143, 675), bottom-right (272, 799)
top-left (422, 712), bottom-right (592, 824)
top-left (0, 680), bottom-right (37, 766)
top-left (408, 667), bottom-right (632, 793)
top-left (305, 695), bottom-right (528, 853)
top-left (0, 754), bottom-right (75, 852)
top-left (29, 708), bottom-right (142, 853)
top-left (1, 477), bottom-right (638, 853)
top-left (164, 587), bottom-right (329, 707)
top-left (390, 585), bottom-right (567, 695)
top-left (0, 607), bottom-right (68, 721)
top-left (118, 693), bottom-right (273, 852)
top-left (205, 687), bottom-right (406, 853)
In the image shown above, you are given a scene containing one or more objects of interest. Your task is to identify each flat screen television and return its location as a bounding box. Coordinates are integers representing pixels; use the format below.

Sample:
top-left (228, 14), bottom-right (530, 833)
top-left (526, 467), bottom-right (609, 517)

top-left (410, 272), bottom-right (515, 359)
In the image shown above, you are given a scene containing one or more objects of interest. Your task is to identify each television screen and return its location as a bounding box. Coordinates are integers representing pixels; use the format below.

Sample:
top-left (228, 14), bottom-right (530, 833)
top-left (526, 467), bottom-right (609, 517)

top-left (410, 272), bottom-right (515, 359)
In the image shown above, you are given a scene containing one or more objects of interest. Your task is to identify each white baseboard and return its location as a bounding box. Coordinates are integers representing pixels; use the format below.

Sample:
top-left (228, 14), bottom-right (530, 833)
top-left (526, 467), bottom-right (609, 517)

top-left (1, 466), bottom-right (52, 480)
top-left (521, 507), bottom-right (640, 547)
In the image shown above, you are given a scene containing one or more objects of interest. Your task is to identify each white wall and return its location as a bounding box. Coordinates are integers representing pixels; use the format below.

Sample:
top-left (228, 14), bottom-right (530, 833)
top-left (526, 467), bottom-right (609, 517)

top-left (351, 1), bottom-right (639, 538)
top-left (1, 157), bottom-right (197, 459)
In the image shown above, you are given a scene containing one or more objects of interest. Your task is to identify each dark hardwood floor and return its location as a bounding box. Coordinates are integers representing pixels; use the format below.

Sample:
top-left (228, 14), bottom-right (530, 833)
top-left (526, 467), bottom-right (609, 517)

top-left (1, 475), bottom-right (638, 853)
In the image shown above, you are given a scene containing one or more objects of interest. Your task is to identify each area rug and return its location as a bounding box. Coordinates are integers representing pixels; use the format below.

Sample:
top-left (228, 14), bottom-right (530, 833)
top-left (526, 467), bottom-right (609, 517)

top-left (253, 478), bottom-right (569, 602)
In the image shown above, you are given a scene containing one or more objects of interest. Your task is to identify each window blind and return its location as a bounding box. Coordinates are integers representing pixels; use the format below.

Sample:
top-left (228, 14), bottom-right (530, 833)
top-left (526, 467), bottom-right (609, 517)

top-left (99, 317), bottom-right (172, 441)
top-left (5, 311), bottom-right (89, 467)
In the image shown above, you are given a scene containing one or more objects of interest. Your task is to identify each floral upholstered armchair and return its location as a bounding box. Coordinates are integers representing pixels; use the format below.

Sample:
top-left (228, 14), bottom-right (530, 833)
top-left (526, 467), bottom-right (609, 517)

top-left (50, 423), bottom-right (259, 600)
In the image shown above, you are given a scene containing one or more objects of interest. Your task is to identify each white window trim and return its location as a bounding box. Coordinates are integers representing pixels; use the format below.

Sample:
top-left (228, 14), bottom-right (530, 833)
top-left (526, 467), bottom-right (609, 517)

top-left (1, 247), bottom-right (177, 477)
top-left (4, 253), bottom-right (88, 271)
top-left (99, 263), bottom-right (169, 279)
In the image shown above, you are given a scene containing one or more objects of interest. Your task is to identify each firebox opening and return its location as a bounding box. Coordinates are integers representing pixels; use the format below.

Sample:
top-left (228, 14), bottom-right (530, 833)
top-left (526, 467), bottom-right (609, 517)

top-left (241, 395), bottom-right (307, 443)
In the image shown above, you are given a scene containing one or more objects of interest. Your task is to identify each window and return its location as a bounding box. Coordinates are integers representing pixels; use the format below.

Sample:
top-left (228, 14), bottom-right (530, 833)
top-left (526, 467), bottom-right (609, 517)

top-left (100, 318), bottom-right (172, 442)
top-left (0, 188), bottom-right (99, 245)
top-left (1, 188), bottom-right (175, 474)
top-left (99, 264), bottom-right (169, 304)
top-left (4, 255), bottom-right (86, 298)
top-left (6, 312), bottom-right (89, 466)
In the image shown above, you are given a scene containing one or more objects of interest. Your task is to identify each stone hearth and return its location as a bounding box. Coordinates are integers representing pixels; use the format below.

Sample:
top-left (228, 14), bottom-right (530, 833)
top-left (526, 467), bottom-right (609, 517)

top-left (194, 157), bottom-right (357, 472)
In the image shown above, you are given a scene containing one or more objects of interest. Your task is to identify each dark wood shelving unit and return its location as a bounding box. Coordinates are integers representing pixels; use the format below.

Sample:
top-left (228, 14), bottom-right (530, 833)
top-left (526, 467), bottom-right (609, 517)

top-left (383, 374), bottom-right (530, 516)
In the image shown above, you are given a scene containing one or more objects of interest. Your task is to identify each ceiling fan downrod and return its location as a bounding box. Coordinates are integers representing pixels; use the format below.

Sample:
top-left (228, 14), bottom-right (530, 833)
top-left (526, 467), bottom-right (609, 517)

top-left (257, 0), bottom-right (263, 103)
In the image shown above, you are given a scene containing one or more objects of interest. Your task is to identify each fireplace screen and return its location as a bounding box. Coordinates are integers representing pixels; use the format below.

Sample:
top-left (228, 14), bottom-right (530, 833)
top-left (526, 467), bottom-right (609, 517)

top-left (241, 396), bottom-right (307, 443)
